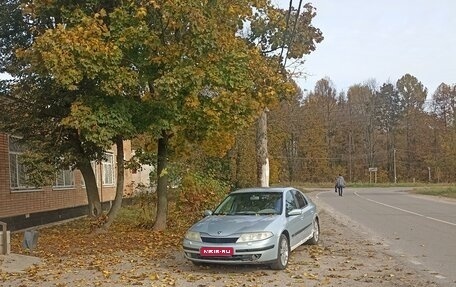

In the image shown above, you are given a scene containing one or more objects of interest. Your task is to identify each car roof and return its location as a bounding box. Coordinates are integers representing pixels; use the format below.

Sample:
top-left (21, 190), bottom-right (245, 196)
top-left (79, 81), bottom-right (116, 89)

top-left (229, 187), bottom-right (294, 194)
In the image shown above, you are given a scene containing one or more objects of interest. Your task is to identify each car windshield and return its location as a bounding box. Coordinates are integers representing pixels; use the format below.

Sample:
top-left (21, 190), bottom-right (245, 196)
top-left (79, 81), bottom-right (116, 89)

top-left (213, 192), bottom-right (283, 215)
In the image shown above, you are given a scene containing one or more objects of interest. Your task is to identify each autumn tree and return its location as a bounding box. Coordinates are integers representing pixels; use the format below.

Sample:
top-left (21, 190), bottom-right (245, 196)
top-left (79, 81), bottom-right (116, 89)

top-left (433, 83), bottom-right (456, 128)
top-left (0, 0), bottom-right (127, 219)
top-left (299, 94), bottom-right (330, 181)
top-left (332, 91), bottom-right (351, 179)
top-left (0, 77), bottom-right (108, 218)
top-left (376, 82), bottom-right (402, 182)
top-left (396, 74), bottom-right (428, 180)
top-left (1, 0), bottom-right (284, 231)
top-left (431, 83), bottom-right (456, 181)
top-left (345, 83), bottom-right (378, 180)
top-left (229, 127), bottom-right (259, 188)
top-left (128, 1), bottom-right (296, 230)
top-left (267, 83), bottom-right (304, 184)
top-left (311, 78), bottom-right (338, 170)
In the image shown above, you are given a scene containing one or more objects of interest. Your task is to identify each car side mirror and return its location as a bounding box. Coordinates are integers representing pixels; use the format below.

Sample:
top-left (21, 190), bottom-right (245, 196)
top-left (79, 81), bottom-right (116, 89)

top-left (203, 210), bottom-right (213, 217)
top-left (287, 209), bottom-right (302, 217)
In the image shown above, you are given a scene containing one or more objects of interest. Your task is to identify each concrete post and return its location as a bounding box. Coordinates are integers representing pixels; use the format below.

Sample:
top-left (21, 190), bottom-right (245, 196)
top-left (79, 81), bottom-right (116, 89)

top-left (0, 221), bottom-right (10, 255)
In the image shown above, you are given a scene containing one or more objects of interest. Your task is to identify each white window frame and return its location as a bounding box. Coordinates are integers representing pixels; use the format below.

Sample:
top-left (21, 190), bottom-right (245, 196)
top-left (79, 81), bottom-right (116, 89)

top-left (53, 168), bottom-right (75, 189)
top-left (8, 135), bottom-right (37, 191)
top-left (102, 153), bottom-right (115, 186)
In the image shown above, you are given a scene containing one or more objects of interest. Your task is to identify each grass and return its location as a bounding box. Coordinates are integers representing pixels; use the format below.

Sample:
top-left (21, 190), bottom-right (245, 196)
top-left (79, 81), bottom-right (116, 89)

top-left (412, 185), bottom-right (456, 199)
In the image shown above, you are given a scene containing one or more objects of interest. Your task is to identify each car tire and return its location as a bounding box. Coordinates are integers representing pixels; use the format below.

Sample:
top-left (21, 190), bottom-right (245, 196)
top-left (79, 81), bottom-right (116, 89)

top-left (270, 233), bottom-right (289, 270)
top-left (307, 218), bottom-right (320, 245)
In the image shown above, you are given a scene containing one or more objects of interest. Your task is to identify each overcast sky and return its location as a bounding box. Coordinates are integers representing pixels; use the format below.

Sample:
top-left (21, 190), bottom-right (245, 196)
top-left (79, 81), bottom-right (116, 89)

top-left (273, 0), bottom-right (456, 95)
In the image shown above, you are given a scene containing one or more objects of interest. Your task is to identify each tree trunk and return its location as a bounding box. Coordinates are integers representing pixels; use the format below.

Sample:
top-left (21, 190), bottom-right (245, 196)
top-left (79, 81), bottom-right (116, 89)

top-left (256, 109), bottom-right (269, 187)
top-left (78, 159), bottom-right (102, 218)
top-left (153, 130), bottom-right (169, 231)
top-left (103, 136), bottom-right (125, 229)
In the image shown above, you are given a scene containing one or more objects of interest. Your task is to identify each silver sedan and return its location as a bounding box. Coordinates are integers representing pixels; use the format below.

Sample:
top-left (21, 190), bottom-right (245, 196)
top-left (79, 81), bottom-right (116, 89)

top-left (182, 187), bottom-right (320, 269)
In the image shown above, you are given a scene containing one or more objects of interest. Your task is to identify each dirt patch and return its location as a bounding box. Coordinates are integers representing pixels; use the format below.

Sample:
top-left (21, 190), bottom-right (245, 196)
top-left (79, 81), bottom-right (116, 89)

top-left (1, 208), bottom-right (444, 287)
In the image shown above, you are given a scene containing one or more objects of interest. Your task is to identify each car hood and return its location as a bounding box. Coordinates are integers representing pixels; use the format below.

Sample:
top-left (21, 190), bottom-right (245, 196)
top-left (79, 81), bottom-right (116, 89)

top-left (191, 215), bottom-right (280, 236)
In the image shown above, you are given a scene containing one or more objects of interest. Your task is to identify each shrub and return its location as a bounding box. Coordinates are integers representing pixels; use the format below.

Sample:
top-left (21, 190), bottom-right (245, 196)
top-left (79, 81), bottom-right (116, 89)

top-left (172, 173), bottom-right (230, 225)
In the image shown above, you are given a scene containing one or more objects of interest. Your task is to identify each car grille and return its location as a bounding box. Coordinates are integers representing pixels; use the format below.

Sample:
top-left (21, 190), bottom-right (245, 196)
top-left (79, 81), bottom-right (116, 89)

top-left (201, 237), bottom-right (238, 244)
top-left (187, 253), bottom-right (262, 262)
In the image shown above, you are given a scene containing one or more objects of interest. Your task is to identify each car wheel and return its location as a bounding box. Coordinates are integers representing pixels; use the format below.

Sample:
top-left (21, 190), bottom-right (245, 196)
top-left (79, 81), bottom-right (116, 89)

top-left (271, 233), bottom-right (289, 270)
top-left (307, 218), bottom-right (320, 245)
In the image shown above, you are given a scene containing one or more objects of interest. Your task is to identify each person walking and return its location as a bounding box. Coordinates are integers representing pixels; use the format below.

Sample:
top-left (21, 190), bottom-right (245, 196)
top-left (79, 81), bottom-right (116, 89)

top-left (335, 174), bottom-right (346, 196)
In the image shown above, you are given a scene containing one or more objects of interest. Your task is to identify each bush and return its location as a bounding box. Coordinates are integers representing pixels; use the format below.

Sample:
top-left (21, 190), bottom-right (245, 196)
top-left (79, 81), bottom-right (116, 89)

top-left (122, 191), bottom-right (156, 228)
top-left (172, 173), bottom-right (230, 225)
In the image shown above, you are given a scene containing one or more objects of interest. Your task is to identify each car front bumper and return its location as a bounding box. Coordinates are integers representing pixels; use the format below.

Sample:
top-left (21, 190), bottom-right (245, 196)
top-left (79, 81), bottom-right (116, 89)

top-left (182, 236), bottom-right (279, 264)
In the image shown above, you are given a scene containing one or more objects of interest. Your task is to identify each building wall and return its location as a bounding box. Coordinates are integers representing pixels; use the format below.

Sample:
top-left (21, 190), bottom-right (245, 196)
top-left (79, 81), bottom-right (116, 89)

top-left (129, 150), bottom-right (154, 195)
top-left (0, 134), bottom-right (10, 210)
top-left (0, 133), bottom-right (133, 221)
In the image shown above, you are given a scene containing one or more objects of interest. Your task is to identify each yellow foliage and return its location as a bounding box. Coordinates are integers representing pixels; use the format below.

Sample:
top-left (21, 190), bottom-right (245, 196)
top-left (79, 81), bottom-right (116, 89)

top-left (136, 7), bottom-right (147, 18)
top-left (201, 130), bottom-right (235, 157)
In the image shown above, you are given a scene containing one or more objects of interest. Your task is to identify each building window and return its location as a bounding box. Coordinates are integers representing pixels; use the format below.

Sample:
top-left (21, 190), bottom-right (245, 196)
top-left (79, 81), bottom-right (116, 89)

top-left (54, 168), bottom-right (75, 188)
top-left (102, 153), bottom-right (115, 185)
top-left (8, 136), bottom-right (32, 189)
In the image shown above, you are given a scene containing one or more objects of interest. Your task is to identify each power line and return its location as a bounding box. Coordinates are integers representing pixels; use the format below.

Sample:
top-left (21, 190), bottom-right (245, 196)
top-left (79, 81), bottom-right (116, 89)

top-left (279, 0), bottom-right (294, 63)
top-left (283, 0), bottom-right (303, 68)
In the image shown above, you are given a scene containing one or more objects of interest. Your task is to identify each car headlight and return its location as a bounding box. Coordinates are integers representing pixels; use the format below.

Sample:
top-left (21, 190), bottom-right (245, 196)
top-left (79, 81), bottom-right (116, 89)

top-left (185, 231), bottom-right (202, 242)
top-left (236, 232), bottom-right (273, 243)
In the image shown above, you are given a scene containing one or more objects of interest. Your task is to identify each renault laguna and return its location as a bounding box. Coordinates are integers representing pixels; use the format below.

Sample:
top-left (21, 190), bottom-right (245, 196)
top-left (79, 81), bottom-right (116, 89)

top-left (182, 187), bottom-right (320, 270)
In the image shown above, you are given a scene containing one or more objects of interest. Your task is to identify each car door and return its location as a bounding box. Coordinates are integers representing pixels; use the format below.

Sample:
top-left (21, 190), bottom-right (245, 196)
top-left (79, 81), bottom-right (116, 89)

top-left (293, 190), bottom-right (314, 240)
top-left (285, 190), bottom-right (304, 248)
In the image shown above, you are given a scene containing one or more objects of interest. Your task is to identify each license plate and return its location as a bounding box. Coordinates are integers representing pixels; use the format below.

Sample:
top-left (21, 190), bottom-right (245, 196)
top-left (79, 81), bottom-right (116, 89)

top-left (200, 247), bottom-right (234, 257)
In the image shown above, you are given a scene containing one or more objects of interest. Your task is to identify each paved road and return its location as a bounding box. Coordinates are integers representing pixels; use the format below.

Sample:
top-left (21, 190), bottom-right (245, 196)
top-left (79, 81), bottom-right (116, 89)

top-left (314, 187), bottom-right (456, 286)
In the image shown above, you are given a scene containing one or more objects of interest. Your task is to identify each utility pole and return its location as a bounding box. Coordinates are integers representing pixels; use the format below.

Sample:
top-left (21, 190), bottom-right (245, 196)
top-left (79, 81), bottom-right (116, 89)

top-left (256, 108), bottom-right (270, 187)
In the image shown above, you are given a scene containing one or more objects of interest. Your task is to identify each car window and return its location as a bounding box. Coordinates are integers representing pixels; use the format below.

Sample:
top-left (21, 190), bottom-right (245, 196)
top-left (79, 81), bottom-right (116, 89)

top-left (213, 196), bottom-right (236, 215)
top-left (293, 190), bottom-right (308, 208)
top-left (214, 192), bottom-right (282, 215)
top-left (285, 191), bottom-right (297, 213)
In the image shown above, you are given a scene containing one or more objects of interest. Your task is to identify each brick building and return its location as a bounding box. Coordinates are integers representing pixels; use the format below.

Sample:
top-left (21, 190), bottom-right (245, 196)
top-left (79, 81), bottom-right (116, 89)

top-left (0, 133), bottom-right (134, 231)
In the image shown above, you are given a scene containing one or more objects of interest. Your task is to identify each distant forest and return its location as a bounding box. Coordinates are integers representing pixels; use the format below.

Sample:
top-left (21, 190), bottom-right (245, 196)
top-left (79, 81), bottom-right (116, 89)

top-left (232, 73), bottom-right (456, 185)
